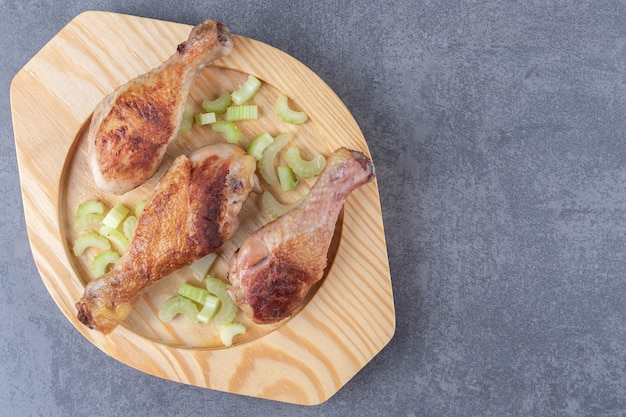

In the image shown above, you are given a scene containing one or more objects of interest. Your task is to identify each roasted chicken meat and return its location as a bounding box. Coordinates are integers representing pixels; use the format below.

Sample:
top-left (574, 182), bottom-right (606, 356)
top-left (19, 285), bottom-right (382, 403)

top-left (76, 144), bottom-right (257, 333)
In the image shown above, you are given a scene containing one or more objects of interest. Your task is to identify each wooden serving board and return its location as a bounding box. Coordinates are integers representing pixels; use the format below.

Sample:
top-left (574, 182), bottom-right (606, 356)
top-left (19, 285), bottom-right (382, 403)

top-left (10, 11), bottom-right (394, 405)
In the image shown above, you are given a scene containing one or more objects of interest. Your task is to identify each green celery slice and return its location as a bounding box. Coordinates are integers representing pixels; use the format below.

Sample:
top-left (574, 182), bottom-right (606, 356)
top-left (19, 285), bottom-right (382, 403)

top-left (189, 253), bottom-right (218, 282)
top-left (178, 283), bottom-right (210, 305)
top-left (202, 91), bottom-right (231, 114)
top-left (122, 216), bottom-right (137, 240)
top-left (179, 103), bottom-right (194, 134)
top-left (197, 295), bottom-right (221, 323)
top-left (91, 250), bottom-right (120, 277)
top-left (220, 322), bottom-right (246, 347)
top-left (212, 120), bottom-right (240, 144)
top-left (277, 165), bottom-right (298, 192)
top-left (102, 203), bottom-right (129, 229)
top-left (158, 295), bottom-right (199, 323)
top-left (205, 277), bottom-right (238, 325)
top-left (225, 105), bottom-right (258, 121)
top-left (275, 95), bottom-right (308, 124)
top-left (247, 132), bottom-right (274, 160)
top-left (261, 191), bottom-right (303, 218)
top-left (257, 132), bottom-right (294, 186)
top-left (285, 147), bottom-right (327, 178)
top-left (231, 75), bottom-right (261, 105)
top-left (194, 112), bottom-right (217, 125)
top-left (99, 225), bottom-right (129, 254)
top-left (135, 200), bottom-right (147, 217)
top-left (76, 199), bottom-right (106, 219)
top-left (72, 232), bottom-right (111, 256)
top-left (74, 213), bottom-right (104, 233)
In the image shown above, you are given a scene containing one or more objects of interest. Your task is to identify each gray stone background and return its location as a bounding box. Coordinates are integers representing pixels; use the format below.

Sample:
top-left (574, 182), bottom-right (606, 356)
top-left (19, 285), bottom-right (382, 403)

top-left (2, 0), bottom-right (626, 416)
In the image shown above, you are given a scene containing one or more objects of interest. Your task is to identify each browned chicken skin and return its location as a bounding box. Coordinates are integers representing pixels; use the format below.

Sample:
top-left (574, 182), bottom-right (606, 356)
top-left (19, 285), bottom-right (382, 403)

top-left (88, 20), bottom-right (233, 195)
top-left (76, 144), bottom-right (257, 333)
top-left (227, 147), bottom-right (375, 324)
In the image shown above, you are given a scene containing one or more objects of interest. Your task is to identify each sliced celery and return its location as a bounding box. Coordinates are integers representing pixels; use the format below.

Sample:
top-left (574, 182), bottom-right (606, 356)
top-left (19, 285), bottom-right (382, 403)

top-left (158, 295), bottom-right (199, 323)
top-left (202, 91), bottom-right (231, 114)
top-left (135, 200), bottom-right (147, 217)
top-left (261, 191), bottom-right (303, 218)
top-left (189, 253), bottom-right (218, 282)
top-left (74, 213), bottom-right (104, 233)
top-left (220, 322), bottom-right (246, 347)
top-left (285, 147), bottom-right (327, 178)
top-left (212, 120), bottom-right (239, 144)
top-left (102, 203), bottom-right (129, 229)
top-left (231, 74), bottom-right (261, 105)
top-left (194, 112), bottom-right (217, 126)
top-left (277, 165), bottom-right (298, 192)
top-left (205, 277), bottom-right (238, 325)
top-left (72, 232), bottom-right (111, 256)
top-left (123, 216), bottom-right (137, 240)
top-left (247, 132), bottom-right (274, 160)
top-left (275, 95), bottom-right (308, 124)
top-left (257, 132), bottom-right (294, 186)
top-left (99, 225), bottom-right (129, 254)
top-left (197, 294), bottom-right (220, 323)
top-left (76, 199), bottom-right (106, 219)
top-left (225, 105), bottom-right (258, 121)
top-left (178, 283), bottom-right (210, 305)
top-left (91, 250), bottom-right (120, 277)
top-left (179, 103), bottom-right (195, 134)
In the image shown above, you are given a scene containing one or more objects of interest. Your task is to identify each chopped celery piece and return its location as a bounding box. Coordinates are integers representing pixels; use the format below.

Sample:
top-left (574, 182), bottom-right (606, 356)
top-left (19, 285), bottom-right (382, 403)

top-left (202, 91), bottom-right (231, 114)
top-left (158, 295), bottom-right (199, 323)
top-left (197, 294), bottom-right (220, 323)
top-left (277, 165), bottom-right (298, 192)
top-left (91, 250), bottom-right (120, 277)
top-left (276, 95), bottom-right (308, 124)
top-left (225, 105), bottom-right (258, 121)
top-left (212, 120), bottom-right (239, 144)
top-left (189, 253), bottom-right (218, 282)
top-left (102, 203), bottom-right (129, 229)
top-left (73, 232), bottom-right (111, 256)
top-left (205, 276), bottom-right (238, 325)
top-left (76, 199), bottom-right (106, 219)
top-left (231, 74), bottom-right (261, 105)
top-left (220, 322), bottom-right (246, 347)
top-left (285, 147), bottom-right (327, 178)
top-left (179, 103), bottom-right (194, 134)
top-left (178, 283), bottom-right (211, 305)
top-left (247, 132), bottom-right (274, 160)
top-left (99, 225), bottom-right (129, 254)
top-left (257, 132), bottom-right (294, 186)
top-left (261, 191), bottom-right (303, 218)
top-left (74, 213), bottom-right (104, 233)
top-left (123, 215), bottom-right (137, 240)
top-left (194, 112), bottom-right (217, 125)
top-left (135, 200), bottom-right (147, 217)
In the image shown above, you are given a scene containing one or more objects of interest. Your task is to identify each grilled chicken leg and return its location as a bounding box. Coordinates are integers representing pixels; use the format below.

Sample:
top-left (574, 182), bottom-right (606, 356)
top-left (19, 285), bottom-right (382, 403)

top-left (76, 144), bottom-right (257, 334)
top-left (227, 147), bottom-right (375, 324)
top-left (88, 20), bottom-right (234, 195)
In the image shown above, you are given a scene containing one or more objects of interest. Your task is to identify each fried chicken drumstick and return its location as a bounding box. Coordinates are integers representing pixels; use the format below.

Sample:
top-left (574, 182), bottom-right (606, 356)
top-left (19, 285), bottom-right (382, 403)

top-left (88, 20), bottom-right (233, 195)
top-left (227, 147), bottom-right (375, 324)
top-left (76, 144), bottom-right (257, 334)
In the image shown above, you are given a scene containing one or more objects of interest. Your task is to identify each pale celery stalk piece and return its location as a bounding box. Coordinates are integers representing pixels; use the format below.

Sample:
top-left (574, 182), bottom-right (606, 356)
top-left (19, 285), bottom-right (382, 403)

top-left (202, 91), bottom-right (231, 114)
top-left (75, 199), bottom-right (106, 231)
top-left (72, 232), bottom-right (111, 256)
top-left (102, 203), bottom-right (129, 229)
top-left (257, 132), bottom-right (294, 186)
top-left (212, 120), bottom-right (240, 144)
top-left (261, 190), bottom-right (304, 219)
top-left (189, 252), bottom-right (218, 282)
top-left (74, 213), bottom-right (104, 233)
top-left (123, 216), bottom-right (137, 240)
top-left (99, 225), bottom-right (129, 254)
top-left (285, 147), bottom-right (327, 178)
top-left (91, 250), bottom-right (120, 277)
top-left (135, 200), bottom-right (147, 217)
top-left (76, 199), bottom-right (106, 219)
top-left (224, 105), bottom-right (258, 121)
top-left (275, 95), bottom-right (308, 124)
top-left (247, 132), bottom-right (274, 160)
top-left (205, 276), bottom-right (238, 325)
top-left (197, 295), bottom-right (221, 323)
top-left (179, 103), bottom-right (194, 134)
top-left (277, 165), bottom-right (298, 192)
top-left (158, 295), bottom-right (199, 323)
top-left (178, 283), bottom-right (211, 305)
top-left (231, 74), bottom-right (261, 105)
top-left (194, 112), bottom-right (217, 126)
top-left (220, 322), bottom-right (246, 347)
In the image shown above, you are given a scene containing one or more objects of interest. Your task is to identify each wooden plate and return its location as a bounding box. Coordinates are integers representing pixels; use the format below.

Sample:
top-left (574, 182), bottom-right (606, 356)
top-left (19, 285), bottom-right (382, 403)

top-left (10, 11), bottom-right (394, 405)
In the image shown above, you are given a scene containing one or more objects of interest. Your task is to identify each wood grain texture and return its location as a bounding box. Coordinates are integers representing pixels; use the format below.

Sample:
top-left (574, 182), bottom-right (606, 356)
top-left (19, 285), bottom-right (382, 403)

top-left (10, 11), bottom-right (394, 405)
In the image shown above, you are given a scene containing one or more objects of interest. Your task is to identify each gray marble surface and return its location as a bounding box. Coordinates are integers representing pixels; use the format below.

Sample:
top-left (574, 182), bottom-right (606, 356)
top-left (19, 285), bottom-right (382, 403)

top-left (3, 0), bottom-right (626, 415)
